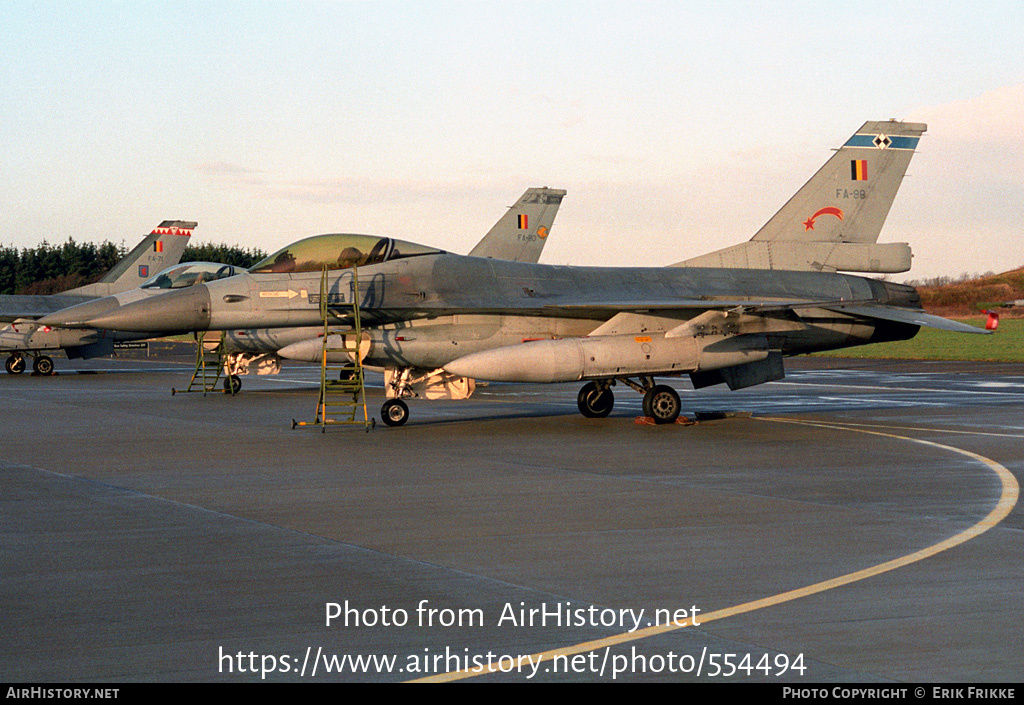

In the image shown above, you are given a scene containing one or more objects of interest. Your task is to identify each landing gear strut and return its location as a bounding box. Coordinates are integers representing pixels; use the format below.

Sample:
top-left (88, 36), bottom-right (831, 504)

top-left (382, 368), bottom-right (415, 427)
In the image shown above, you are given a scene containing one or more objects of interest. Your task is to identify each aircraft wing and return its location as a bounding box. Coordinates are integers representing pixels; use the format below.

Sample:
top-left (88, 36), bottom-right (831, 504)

top-left (348, 298), bottom-right (825, 324)
top-left (0, 294), bottom-right (96, 323)
top-left (542, 298), bottom-right (850, 312)
top-left (540, 299), bottom-right (990, 334)
top-left (353, 296), bottom-right (984, 337)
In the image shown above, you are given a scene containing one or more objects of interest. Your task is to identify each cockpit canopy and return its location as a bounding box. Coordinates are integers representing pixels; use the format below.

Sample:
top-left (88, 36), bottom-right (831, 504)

top-left (140, 262), bottom-right (242, 290)
top-left (248, 233), bottom-right (445, 274)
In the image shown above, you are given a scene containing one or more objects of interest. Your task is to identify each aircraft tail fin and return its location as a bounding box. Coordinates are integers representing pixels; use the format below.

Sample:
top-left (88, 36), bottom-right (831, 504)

top-left (65, 221), bottom-right (195, 296)
top-left (676, 121), bottom-right (926, 273)
top-left (469, 187), bottom-right (565, 263)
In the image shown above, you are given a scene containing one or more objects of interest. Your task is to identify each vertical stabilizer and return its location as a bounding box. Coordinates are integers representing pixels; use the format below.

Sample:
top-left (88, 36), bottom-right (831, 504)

top-left (750, 120), bottom-right (926, 244)
top-left (675, 121), bottom-right (925, 273)
top-left (66, 221), bottom-right (196, 296)
top-left (469, 188), bottom-right (565, 263)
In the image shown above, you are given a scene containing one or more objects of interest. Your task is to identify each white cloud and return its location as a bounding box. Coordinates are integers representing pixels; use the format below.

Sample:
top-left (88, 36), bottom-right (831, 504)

top-left (886, 85), bottom-right (1024, 279)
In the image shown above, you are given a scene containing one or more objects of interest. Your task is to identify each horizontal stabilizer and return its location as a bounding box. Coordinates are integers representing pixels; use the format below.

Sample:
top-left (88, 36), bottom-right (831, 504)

top-left (823, 304), bottom-right (990, 334)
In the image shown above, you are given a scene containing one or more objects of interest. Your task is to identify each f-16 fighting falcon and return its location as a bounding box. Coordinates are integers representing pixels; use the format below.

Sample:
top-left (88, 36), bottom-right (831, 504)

top-left (212, 185), bottom-right (568, 387)
top-left (38, 188), bottom-right (566, 391)
top-left (1, 221), bottom-right (194, 374)
top-left (41, 121), bottom-right (986, 425)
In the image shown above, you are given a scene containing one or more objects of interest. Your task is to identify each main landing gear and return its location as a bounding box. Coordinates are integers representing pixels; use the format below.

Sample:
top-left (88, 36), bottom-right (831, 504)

top-left (33, 355), bottom-right (54, 375)
top-left (5, 354), bottom-right (54, 375)
top-left (576, 377), bottom-right (682, 424)
top-left (642, 384), bottom-right (681, 424)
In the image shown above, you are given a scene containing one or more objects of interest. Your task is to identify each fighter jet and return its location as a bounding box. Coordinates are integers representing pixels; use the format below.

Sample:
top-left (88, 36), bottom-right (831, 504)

top-left (0, 221), bottom-right (194, 374)
top-left (39, 188), bottom-right (566, 390)
top-left (215, 186), bottom-right (566, 386)
top-left (4, 259), bottom-right (244, 368)
top-left (48, 121), bottom-right (987, 425)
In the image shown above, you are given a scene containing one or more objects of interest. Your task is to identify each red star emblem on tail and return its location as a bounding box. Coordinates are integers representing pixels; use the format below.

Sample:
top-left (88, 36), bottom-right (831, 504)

top-left (803, 207), bottom-right (844, 231)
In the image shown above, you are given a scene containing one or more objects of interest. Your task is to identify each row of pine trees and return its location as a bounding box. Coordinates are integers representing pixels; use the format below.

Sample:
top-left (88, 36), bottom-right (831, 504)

top-left (0, 240), bottom-right (266, 295)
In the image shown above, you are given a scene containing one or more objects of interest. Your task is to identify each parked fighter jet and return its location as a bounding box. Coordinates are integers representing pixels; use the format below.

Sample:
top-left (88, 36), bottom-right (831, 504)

top-left (6, 259), bottom-right (244, 366)
top-left (46, 121), bottom-right (987, 425)
top-left (215, 186), bottom-right (567, 387)
top-left (0, 221), bottom-right (194, 374)
top-left (39, 188), bottom-right (566, 390)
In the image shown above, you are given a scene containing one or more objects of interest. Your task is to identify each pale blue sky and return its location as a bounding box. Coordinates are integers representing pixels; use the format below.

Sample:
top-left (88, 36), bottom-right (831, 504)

top-left (2, 1), bottom-right (1022, 279)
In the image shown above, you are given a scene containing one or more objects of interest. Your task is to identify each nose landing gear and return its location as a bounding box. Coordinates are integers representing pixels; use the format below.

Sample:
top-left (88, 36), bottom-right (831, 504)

top-left (381, 398), bottom-right (410, 427)
top-left (5, 354), bottom-right (26, 374)
top-left (577, 381), bottom-right (614, 418)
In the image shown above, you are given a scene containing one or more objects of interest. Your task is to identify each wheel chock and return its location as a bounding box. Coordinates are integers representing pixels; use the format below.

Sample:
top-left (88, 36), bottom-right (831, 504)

top-left (633, 416), bottom-right (695, 426)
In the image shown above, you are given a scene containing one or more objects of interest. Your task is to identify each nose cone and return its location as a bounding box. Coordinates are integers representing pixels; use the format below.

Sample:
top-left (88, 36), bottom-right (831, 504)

top-left (37, 296), bottom-right (121, 327)
top-left (84, 284), bottom-right (213, 333)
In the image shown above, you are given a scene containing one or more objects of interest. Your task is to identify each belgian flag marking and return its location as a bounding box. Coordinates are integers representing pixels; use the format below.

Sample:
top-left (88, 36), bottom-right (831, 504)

top-left (517, 214), bottom-right (528, 229)
top-left (851, 160), bottom-right (868, 181)
top-left (154, 240), bottom-right (164, 253)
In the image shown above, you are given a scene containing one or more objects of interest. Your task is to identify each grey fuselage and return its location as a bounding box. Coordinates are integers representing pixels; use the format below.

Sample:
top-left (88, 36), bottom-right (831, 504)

top-left (83, 252), bottom-right (920, 371)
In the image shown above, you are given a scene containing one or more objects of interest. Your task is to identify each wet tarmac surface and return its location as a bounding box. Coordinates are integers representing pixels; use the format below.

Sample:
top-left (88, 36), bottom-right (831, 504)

top-left (2, 355), bottom-right (1022, 681)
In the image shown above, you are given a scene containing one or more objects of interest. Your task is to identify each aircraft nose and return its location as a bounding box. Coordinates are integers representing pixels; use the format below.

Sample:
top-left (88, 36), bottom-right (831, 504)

top-left (37, 296), bottom-right (121, 327)
top-left (84, 284), bottom-right (213, 333)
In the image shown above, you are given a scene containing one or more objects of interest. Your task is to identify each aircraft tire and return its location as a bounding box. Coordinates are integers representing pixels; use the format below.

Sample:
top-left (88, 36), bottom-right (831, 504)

top-left (577, 382), bottom-right (614, 418)
top-left (224, 375), bottom-right (242, 394)
top-left (33, 356), bottom-right (54, 375)
top-left (642, 384), bottom-right (681, 424)
top-left (6, 355), bottom-right (25, 374)
top-left (381, 399), bottom-right (409, 427)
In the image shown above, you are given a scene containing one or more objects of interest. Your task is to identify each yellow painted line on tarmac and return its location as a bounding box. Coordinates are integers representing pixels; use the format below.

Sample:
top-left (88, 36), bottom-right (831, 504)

top-left (775, 419), bottom-right (1024, 439)
top-left (412, 418), bottom-right (1018, 682)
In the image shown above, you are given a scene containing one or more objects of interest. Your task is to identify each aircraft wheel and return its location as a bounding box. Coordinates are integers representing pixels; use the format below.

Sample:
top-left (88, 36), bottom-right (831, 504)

top-left (381, 399), bottom-right (409, 427)
top-left (6, 355), bottom-right (25, 375)
top-left (642, 384), bottom-right (681, 424)
top-left (577, 382), bottom-right (614, 418)
top-left (224, 374), bottom-right (242, 394)
top-left (339, 364), bottom-right (357, 382)
top-left (33, 355), bottom-right (54, 375)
